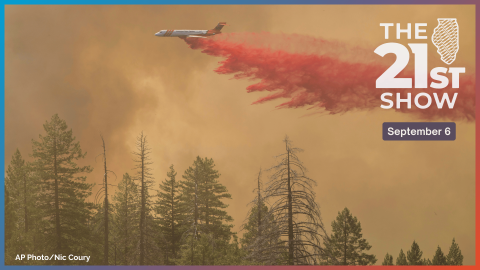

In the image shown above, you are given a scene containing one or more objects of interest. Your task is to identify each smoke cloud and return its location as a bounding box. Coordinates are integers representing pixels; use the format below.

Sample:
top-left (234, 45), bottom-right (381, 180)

top-left (185, 33), bottom-right (474, 121)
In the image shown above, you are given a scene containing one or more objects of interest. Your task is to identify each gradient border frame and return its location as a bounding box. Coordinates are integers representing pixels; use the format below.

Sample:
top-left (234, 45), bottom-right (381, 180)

top-left (0, 0), bottom-right (477, 269)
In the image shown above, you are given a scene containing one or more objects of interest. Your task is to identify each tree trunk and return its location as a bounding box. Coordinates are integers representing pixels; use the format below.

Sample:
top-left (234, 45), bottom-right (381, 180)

top-left (191, 167), bottom-right (198, 265)
top-left (24, 173), bottom-right (28, 233)
top-left (124, 179), bottom-right (128, 265)
top-left (102, 137), bottom-right (109, 265)
top-left (54, 134), bottom-right (61, 253)
top-left (139, 140), bottom-right (145, 265)
top-left (171, 178), bottom-right (175, 264)
top-left (257, 170), bottom-right (261, 238)
top-left (344, 218), bottom-right (347, 265)
top-left (204, 162), bottom-right (210, 231)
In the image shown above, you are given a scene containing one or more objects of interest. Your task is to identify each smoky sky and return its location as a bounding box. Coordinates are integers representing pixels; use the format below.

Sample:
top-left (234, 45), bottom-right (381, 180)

top-left (5, 5), bottom-right (475, 264)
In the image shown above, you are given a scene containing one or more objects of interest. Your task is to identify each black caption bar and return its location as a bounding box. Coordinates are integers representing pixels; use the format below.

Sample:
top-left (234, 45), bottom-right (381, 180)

top-left (383, 122), bottom-right (456, 141)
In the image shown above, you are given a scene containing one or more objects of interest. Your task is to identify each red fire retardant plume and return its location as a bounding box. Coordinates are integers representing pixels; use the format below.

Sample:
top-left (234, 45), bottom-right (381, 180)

top-left (184, 33), bottom-right (474, 121)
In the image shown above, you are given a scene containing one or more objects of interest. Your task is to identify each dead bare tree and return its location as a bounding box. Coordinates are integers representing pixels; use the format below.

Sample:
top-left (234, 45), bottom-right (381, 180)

top-left (261, 135), bottom-right (333, 265)
top-left (133, 132), bottom-right (154, 265)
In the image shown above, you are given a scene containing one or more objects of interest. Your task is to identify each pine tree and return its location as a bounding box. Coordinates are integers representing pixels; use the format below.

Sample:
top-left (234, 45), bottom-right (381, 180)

top-left (241, 169), bottom-right (282, 265)
top-left (156, 165), bottom-right (184, 264)
top-left (406, 240), bottom-right (423, 265)
top-left (323, 207), bottom-right (377, 265)
top-left (178, 156), bottom-right (234, 265)
top-left (446, 238), bottom-right (463, 265)
top-left (5, 184), bottom-right (15, 243)
top-left (396, 249), bottom-right (408, 265)
top-left (179, 156), bottom-right (202, 265)
top-left (432, 245), bottom-right (447, 265)
top-left (381, 253), bottom-right (394, 265)
top-left (32, 114), bottom-right (93, 262)
top-left (4, 149), bottom-right (40, 264)
top-left (88, 203), bottom-right (112, 265)
top-left (241, 200), bottom-right (283, 264)
top-left (132, 132), bottom-right (160, 265)
top-left (240, 200), bottom-right (267, 251)
top-left (264, 136), bottom-right (329, 265)
top-left (5, 150), bottom-right (29, 232)
top-left (199, 157), bottom-right (233, 239)
top-left (112, 173), bottom-right (140, 265)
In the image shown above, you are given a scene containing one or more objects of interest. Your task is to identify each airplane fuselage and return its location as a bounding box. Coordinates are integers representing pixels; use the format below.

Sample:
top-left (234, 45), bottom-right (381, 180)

top-left (155, 22), bottom-right (226, 39)
top-left (155, 29), bottom-right (213, 38)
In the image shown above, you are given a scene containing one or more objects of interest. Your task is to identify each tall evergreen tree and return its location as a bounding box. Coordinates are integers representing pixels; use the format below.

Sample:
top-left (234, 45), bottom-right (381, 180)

top-left (4, 150), bottom-right (40, 264)
top-left (112, 173), bottom-right (140, 265)
top-left (199, 157), bottom-right (233, 239)
top-left (5, 184), bottom-right (15, 243)
top-left (179, 157), bottom-right (202, 265)
top-left (32, 114), bottom-right (93, 262)
top-left (432, 245), bottom-right (447, 265)
top-left (406, 240), bottom-right (423, 265)
top-left (178, 156), bottom-right (234, 265)
top-left (5, 151), bottom-right (26, 231)
top-left (5, 150), bottom-right (30, 233)
top-left (381, 253), bottom-right (394, 265)
top-left (446, 238), bottom-right (463, 265)
top-left (156, 165), bottom-right (184, 264)
top-left (322, 207), bottom-right (376, 265)
top-left (396, 249), bottom-right (408, 265)
top-left (264, 136), bottom-right (329, 265)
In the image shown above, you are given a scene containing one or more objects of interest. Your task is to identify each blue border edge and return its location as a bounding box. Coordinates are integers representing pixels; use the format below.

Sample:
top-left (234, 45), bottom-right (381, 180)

top-left (1, 3), bottom-right (5, 267)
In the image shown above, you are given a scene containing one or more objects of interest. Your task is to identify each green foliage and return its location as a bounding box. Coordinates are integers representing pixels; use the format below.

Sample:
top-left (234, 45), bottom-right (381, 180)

top-left (4, 184), bottom-right (15, 244)
top-left (432, 245), bottom-right (447, 265)
top-left (4, 150), bottom-right (42, 265)
top-left (240, 200), bottom-right (282, 265)
top-left (216, 235), bottom-right (249, 265)
top-left (395, 249), bottom-right (408, 265)
top-left (422, 258), bottom-right (432, 265)
top-left (156, 165), bottom-right (184, 264)
top-left (9, 114), bottom-right (468, 266)
top-left (31, 114), bottom-right (93, 263)
top-left (323, 208), bottom-right (377, 265)
top-left (406, 240), bottom-right (423, 265)
top-left (88, 203), bottom-right (114, 265)
top-left (240, 201), bottom-right (269, 248)
top-left (178, 156), bottom-right (234, 265)
top-left (240, 169), bottom-right (283, 265)
top-left (446, 238), bottom-right (463, 265)
top-left (176, 233), bottom-right (246, 265)
top-left (181, 157), bottom-right (233, 234)
top-left (381, 253), bottom-right (394, 265)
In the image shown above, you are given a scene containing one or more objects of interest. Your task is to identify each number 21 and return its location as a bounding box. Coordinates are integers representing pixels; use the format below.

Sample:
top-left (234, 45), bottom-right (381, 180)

top-left (374, 43), bottom-right (427, 89)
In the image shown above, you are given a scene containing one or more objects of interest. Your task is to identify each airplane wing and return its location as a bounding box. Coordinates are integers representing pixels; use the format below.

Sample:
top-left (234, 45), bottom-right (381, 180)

top-left (187, 35), bottom-right (207, 38)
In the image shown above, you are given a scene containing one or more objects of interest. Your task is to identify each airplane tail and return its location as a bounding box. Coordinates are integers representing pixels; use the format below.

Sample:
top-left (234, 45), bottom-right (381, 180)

top-left (213, 22), bottom-right (227, 32)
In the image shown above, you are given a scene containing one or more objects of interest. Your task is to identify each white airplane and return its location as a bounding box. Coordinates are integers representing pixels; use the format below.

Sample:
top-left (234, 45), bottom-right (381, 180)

top-left (155, 22), bottom-right (226, 39)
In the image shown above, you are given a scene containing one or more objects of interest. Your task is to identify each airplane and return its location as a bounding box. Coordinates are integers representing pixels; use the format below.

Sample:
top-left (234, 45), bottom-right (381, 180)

top-left (154, 22), bottom-right (226, 39)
